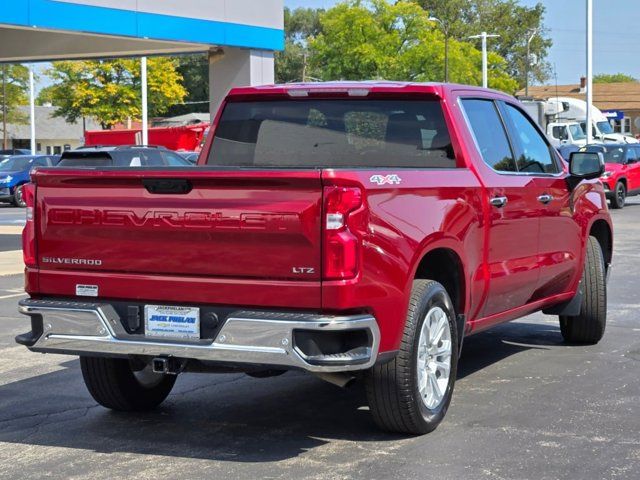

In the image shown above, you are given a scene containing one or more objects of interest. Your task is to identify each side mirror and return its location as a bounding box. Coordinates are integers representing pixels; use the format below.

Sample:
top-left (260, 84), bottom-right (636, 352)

top-left (627, 158), bottom-right (638, 165)
top-left (569, 151), bottom-right (605, 183)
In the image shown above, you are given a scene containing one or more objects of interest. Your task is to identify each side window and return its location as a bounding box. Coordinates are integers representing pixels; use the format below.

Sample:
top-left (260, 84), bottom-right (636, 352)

top-left (141, 151), bottom-right (164, 166)
top-left (461, 99), bottom-right (517, 172)
top-left (625, 147), bottom-right (638, 163)
top-left (503, 103), bottom-right (560, 174)
top-left (33, 158), bottom-right (52, 167)
top-left (162, 151), bottom-right (188, 166)
top-left (552, 126), bottom-right (567, 140)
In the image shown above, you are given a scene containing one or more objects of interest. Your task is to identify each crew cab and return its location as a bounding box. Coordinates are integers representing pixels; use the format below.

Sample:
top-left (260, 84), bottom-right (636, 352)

top-left (15, 82), bottom-right (613, 435)
top-left (581, 143), bottom-right (640, 209)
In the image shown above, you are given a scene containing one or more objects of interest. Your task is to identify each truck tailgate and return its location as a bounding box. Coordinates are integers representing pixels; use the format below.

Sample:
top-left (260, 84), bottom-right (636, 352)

top-left (33, 169), bottom-right (322, 285)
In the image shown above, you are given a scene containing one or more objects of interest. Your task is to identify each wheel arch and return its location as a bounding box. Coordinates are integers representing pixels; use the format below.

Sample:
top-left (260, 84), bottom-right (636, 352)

top-left (412, 243), bottom-right (468, 351)
top-left (617, 177), bottom-right (627, 189)
top-left (11, 180), bottom-right (29, 192)
top-left (589, 218), bottom-right (613, 270)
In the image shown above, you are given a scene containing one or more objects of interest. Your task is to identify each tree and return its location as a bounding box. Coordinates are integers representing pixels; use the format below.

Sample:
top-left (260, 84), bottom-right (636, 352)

top-left (276, 7), bottom-right (324, 83)
top-left (417, 0), bottom-right (552, 88)
top-left (41, 58), bottom-right (187, 129)
top-left (594, 73), bottom-right (637, 84)
top-left (165, 54), bottom-right (209, 117)
top-left (1, 64), bottom-right (29, 149)
top-left (309, 0), bottom-right (518, 92)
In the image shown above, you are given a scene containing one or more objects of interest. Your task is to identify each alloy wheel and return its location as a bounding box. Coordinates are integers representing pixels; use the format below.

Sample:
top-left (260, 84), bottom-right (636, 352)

top-left (417, 306), bottom-right (453, 410)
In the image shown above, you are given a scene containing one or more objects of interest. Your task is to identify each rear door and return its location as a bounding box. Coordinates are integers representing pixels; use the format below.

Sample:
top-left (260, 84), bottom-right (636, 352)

top-left (460, 98), bottom-right (541, 318)
top-left (626, 147), bottom-right (640, 193)
top-left (34, 169), bottom-right (323, 281)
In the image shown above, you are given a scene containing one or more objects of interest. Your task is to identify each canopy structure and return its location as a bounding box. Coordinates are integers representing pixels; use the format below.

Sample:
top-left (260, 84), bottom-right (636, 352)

top-left (0, 0), bottom-right (284, 116)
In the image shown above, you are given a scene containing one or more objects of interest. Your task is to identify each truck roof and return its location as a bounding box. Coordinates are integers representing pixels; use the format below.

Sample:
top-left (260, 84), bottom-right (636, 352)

top-left (227, 81), bottom-right (515, 100)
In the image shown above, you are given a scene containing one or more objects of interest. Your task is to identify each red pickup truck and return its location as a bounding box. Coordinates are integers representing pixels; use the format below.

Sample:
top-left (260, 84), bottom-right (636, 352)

top-left (16, 82), bottom-right (612, 435)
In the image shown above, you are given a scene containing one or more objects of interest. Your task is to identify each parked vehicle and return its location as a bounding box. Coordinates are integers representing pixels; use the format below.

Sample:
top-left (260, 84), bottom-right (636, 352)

top-left (553, 97), bottom-right (638, 144)
top-left (0, 155), bottom-right (59, 207)
top-left (581, 143), bottom-right (640, 209)
top-left (58, 145), bottom-right (193, 168)
top-left (16, 82), bottom-right (613, 435)
top-left (0, 149), bottom-right (31, 160)
top-left (180, 152), bottom-right (200, 164)
top-left (521, 99), bottom-right (589, 148)
top-left (557, 144), bottom-right (580, 161)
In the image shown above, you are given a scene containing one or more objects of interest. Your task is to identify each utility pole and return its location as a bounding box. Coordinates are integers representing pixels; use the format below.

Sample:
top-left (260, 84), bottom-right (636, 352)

top-left (525, 29), bottom-right (538, 97)
top-left (469, 32), bottom-right (500, 88)
top-left (29, 65), bottom-right (35, 155)
top-left (141, 56), bottom-right (148, 146)
top-left (2, 65), bottom-right (7, 150)
top-left (586, 0), bottom-right (593, 144)
top-left (302, 52), bottom-right (308, 83)
top-left (429, 17), bottom-right (450, 83)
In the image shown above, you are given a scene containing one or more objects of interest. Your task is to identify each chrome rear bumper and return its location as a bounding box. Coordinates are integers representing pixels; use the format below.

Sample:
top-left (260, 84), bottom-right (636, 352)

top-left (17, 299), bottom-right (380, 373)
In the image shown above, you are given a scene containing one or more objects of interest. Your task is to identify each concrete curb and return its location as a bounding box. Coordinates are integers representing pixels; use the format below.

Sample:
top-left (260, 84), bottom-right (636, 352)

top-left (0, 250), bottom-right (24, 277)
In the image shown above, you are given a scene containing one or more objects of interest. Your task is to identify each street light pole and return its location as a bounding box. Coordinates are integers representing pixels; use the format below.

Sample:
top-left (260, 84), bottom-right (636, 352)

top-left (2, 65), bottom-right (7, 150)
top-left (429, 17), bottom-right (449, 83)
top-left (469, 32), bottom-right (500, 88)
top-left (141, 56), bottom-right (148, 146)
top-left (525, 29), bottom-right (538, 97)
top-left (29, 65), bottom-right (35, 155)
top-left (586, 0), bottom-right (593, 144)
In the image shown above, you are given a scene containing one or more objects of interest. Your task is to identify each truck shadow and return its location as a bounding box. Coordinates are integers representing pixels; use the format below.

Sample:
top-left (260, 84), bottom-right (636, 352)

top-left (0, 320), bottom-right (563, 462)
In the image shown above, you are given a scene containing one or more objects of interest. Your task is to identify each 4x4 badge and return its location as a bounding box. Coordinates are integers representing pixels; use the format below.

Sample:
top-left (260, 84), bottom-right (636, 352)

top-left (370, 174), bottom-right (402, 186)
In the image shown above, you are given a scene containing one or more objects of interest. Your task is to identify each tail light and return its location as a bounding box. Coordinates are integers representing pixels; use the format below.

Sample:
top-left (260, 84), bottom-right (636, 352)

top-left (22, 183), bottom-right (36, 268)
top-left (323, 186), bottom-right (363, 280)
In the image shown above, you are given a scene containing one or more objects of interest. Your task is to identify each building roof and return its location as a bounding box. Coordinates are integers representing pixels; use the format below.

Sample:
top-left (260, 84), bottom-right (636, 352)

top-left (518, 82), bottom-right (640, 111)
top-left (153, 113), bottom-right (210, 127)
top-left (6, 106), bottom-right (101, 141)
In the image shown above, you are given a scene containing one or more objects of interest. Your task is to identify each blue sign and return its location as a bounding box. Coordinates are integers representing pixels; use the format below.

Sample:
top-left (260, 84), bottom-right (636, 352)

top-left (603, 110), bottom-right (625, 121)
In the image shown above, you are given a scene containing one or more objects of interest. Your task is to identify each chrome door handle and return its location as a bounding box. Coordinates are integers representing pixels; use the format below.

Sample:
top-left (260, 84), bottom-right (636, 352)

top-left (490, 196), bottom-right (508, 208)
top-left (537, 194), bottom-right (554, 205)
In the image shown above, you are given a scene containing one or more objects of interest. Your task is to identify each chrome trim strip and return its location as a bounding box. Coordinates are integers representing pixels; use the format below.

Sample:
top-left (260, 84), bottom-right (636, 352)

top-left (18, 300), bottom-right (380, 373)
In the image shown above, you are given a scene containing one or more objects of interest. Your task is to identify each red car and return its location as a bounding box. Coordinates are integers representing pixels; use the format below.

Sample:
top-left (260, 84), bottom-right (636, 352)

top-left (16, 82), bottom-right (612, 435)
top-left (583, 144), bottom-right (640, 209)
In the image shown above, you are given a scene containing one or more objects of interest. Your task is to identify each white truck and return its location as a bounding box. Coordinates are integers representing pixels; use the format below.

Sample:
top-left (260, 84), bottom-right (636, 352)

top-left (521, 98), bottom-right (589, 148)
top-left (552, 96), bottom-right (638, 144)
top-left (523, 96), bottom-right (637, 146)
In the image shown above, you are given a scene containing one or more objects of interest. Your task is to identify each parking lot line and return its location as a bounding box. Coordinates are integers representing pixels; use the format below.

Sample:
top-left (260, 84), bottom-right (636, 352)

top-left (0, 292), bottom-right (26, 300)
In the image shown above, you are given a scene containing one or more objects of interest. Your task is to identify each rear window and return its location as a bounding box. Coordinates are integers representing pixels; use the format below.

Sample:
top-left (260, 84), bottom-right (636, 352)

top-left (208, 100), bottom-right (456, 168)
top-left (59, 150), bottom-right (183, 167)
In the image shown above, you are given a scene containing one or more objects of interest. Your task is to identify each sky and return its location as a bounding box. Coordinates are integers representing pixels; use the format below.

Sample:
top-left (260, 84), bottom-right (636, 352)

top-left (285, 0), bottom-right (639, 85)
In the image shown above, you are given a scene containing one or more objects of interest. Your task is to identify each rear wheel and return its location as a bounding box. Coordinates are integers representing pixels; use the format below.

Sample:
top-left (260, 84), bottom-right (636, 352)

top-left (610, 181), bottom-right (626, 209)
top-left (80, 357), bottom-right (177, 411)
top-left (13, 184), bottom-right (26, 208)
top-left (365, 280), bottom-right (458, 435)
top-left (559, 236), bottom-right (607, 344)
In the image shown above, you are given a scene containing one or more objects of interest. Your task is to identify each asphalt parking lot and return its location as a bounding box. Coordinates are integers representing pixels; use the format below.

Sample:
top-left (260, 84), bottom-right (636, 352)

top-left (0, 202), bottom-right (638, 480)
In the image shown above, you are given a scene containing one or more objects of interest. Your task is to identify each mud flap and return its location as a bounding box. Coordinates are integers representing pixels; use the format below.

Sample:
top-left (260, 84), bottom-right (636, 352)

top-left (542, 281), bottom-right (584, 317)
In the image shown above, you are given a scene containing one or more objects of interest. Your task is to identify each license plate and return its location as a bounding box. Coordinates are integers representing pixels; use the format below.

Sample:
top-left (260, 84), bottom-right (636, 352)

top-left (144, 305), bottom-right (200, 340)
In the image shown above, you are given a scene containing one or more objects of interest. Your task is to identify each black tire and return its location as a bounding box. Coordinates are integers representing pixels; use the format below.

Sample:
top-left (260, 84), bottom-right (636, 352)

top-left (365, 280), bottom-right (458, 435)
top-left (610, 181), bottom-right (626, 209)
top-left (559, 236), bottom-right (607, 344)
top-left (13, 184), bottom-right (26, 208)
top-left (80, 357), bottom-right (177, 411)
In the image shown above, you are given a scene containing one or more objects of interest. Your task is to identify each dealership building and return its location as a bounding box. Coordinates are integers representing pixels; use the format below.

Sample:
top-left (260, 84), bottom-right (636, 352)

top-left (0, 0), bottom-right (284, 117)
